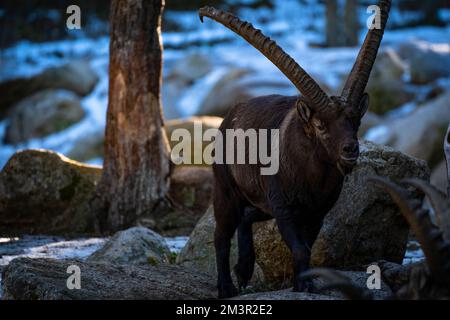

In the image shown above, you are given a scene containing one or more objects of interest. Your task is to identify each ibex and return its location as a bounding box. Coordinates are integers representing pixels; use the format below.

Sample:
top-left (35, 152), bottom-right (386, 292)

top-left (200, 0), bottom-right (391, 298)
top-left (304, 175), bottom-right (450, 300)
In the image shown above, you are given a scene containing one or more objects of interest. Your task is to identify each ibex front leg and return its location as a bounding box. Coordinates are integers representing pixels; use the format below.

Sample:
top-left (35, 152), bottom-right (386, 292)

top-left (445, 124), bottom-right (450, 199)
top-left (267, 178), bottom-right (315, 292)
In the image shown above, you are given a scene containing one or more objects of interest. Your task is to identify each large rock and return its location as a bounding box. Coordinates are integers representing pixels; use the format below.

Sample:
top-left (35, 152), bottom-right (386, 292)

top-left (169, 53), bottom-right (212, 82)
top-left (87, 227), bottom-right (171, 266)
top-left (0, 149), bottom-right (101, 235)
top-left (234, 290), bottom-right (338, 300)
top-left (0, 60), bottom-right (98, 118)
top-left (311, 141), bottom-right (429, 268)
top-left (0, 148), bottom-right (213, 238)
top-left (365, 49), bottom-right (414, 114)
top-left (252, 220), bottom-right (292, 286)
top-left (398, 41), bottom-right (450, 84)
top-left (176, 206), bottom-right (265, 285)
top-left (1, 258), bottom-right (216, 300)
top-left (4, 90), bottom-right (85, 144)
top-left (366, 90), bottom-right (450, 167)
top-left (251, 141), bottom-right (429, 284)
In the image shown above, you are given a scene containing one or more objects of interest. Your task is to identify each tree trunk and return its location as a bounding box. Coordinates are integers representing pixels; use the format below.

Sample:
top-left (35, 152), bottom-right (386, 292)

top-left (343, 0), bottom-right (359, 46)
top-left (97, 0), bottom-right (171, 232)
top-left (325, 0), bottom-right (341, 47)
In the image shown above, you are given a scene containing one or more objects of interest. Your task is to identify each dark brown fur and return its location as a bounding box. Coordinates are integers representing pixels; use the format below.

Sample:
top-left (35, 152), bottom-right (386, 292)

top-left (213, 94), bottom-right (368, 298)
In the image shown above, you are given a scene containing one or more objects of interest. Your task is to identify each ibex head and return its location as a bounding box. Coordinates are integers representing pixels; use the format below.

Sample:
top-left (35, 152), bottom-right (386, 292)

top-left (199, 0), bottom-right (391, 174)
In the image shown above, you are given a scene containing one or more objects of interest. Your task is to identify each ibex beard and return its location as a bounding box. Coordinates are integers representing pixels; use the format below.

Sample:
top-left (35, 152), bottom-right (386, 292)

top-left (199, 0), bottom-right (391, 298)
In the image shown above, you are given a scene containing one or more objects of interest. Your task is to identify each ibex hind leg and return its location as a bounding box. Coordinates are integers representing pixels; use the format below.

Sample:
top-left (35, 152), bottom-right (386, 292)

top-left (234, 207), bottom-right (272, 289)
top-left (213, 170), bottom-right (244, 298)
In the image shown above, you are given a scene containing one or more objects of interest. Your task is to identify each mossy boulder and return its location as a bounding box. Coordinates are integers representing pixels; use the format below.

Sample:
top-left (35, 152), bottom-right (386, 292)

top-left (0, 149), bottom-right (101, 235)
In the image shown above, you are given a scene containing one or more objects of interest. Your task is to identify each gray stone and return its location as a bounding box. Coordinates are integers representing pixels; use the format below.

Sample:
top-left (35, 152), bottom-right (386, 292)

top-left (4, 89), bottom-right (85, 144)
top-left (1, 258), bottom-right (216, 300)
top-left (0, 60), bottom-right (99, 118)
top-left (399, 41), bottom-right (450, 84)
top-left (87, 227), bottom-right (171, 266)
top-left (233, 290), bottom-right (338, 300)
top-left (170, 53), bottom-right (212, 82)
top-left (371, 90), bottom-right (450, 167)
top-left (365, 49), bottom-right (414, 114)
top-left (310, 141), bottom-right (429, 268)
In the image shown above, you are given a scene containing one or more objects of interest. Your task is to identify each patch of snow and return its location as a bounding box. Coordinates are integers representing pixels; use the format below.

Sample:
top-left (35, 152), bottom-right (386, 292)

top-left (386, 101), bottom-right (417, 119)
top-left (403, 241), bottom-right (425, 265)
top-left (164, 237), bottom-right (189, 254)
top-left (178, 67), bottom-right (230, 116)
top-left (0, 236), bottom-right (107, 299)
top-left (364, 125), bottom-right (391, 145)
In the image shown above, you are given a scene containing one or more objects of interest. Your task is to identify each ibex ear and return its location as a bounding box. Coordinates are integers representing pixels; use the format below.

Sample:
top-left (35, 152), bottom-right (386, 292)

top-left (359, 93), bottom-right (369, 118)
top-left (296, 100), bottom-right (313, 123)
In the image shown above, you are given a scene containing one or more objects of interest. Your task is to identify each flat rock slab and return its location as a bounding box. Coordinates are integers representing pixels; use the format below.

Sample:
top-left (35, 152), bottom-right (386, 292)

top-left (2, 258), bottom-right (216, 300)
top-left (233, 290), bottom-right (339, 300)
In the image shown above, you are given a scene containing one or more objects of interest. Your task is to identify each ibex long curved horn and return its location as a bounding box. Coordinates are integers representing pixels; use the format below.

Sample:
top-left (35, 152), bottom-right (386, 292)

top-left (341, 0), bottom-right (391, 106)
top-left (402, 179), bottom-right (450, 242)
top-left (445, 125), bottom-right (450, 199)
top-left (369, 176), bottom-right (450, 285)
top-left (199, 6), bottom-right (330, 112)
